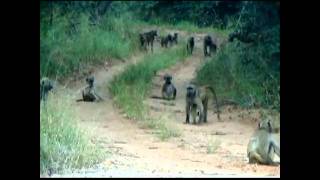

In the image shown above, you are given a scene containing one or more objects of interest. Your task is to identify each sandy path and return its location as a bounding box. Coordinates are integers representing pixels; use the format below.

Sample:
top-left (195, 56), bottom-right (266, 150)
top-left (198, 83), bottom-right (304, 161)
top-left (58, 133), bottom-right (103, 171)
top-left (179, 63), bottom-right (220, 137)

top-left (50, 30), bottom-right (280, 177)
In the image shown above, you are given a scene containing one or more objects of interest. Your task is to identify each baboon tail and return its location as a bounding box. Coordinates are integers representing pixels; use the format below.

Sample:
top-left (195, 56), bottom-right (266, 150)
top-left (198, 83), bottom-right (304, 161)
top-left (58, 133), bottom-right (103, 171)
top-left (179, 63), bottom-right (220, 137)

top-left (76, 99), bottom-right (84, 102)
top-left (205, 86), bottom-right (220, 120)
top-left (173, 88), bottom-right (177, 99)
top-left (150, 96), bottom-right (164, 100)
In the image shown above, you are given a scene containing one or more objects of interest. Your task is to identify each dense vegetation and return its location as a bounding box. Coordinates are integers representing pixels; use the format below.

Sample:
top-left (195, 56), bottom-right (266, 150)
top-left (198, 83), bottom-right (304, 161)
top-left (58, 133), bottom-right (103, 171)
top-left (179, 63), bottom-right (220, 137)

top-left (40, 1), bottom-right (280, 175)
top-left (195, 2), bottom-right (280, 111)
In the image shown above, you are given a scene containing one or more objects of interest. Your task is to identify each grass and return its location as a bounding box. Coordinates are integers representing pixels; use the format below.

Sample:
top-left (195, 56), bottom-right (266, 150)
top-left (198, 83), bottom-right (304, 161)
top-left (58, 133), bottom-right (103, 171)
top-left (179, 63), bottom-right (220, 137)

top-left (207, 138), bottom-right (221, 154)
top-left (40, 12), bottom-right (141, 80)
top-left (40, 90), bottom-right (106, 175)
top-left (109, 45), bottom-right (187, 140)
top-left (141, 115), bottom-right (181, 141)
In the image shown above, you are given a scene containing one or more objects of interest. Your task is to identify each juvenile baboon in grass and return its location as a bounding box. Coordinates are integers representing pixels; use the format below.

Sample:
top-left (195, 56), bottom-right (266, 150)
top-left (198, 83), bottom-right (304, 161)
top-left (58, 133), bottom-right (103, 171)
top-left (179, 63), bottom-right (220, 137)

top-left (172, 33), bottom-right (178, 44)
top-left (247, 119), bottom-right (280, 166)
top-left (185, 83), bottom-right (220, 124)
top-left (76, 76), bottom-right (104, 102)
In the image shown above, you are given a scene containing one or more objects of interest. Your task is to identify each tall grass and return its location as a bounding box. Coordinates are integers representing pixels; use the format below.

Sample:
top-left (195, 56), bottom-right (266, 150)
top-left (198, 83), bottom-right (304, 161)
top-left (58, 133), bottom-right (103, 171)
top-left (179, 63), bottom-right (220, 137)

top-left (40, 91), bottom-right (105, 175)
top-left (40, 12), bottom-right (141, 79)
top-left (109, 45), bottom-right (187, 140)
top-left (196, 38), bottom-right (280, 111)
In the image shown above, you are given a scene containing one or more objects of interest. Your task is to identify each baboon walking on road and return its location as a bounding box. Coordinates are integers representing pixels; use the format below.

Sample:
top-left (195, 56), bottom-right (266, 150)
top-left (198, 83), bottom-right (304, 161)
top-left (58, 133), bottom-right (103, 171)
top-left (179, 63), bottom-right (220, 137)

top-left (187, 37), bottom-right (195, 55)
top-left (203, 35), bottom-right (217, 57)
top-left (185, 83), bottom-right (220, 124)
top-left (139, 30), bottom-right (158, 52)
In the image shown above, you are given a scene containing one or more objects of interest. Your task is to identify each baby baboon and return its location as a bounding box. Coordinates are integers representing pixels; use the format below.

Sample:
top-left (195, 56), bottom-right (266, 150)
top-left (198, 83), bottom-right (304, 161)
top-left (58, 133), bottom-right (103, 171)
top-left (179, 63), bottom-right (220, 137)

top-left (172, 33), bottom-right (178, 44)
top-left (40, 77), bottom-right (54, 101)
top-left (187, 37), bottom-right (195, 55)
top-left (185, 83), bottom-right (220, 124)
top-left (76, 76), bottom-right (104, 102)
top-left (151, 74), bottom-right (177, 101)
top-left (203, 35), bottom-right (217, 57)
top-left (247, 119), bottom-right (280, 166)
top-left (161, 74), bottom-right (177, 100)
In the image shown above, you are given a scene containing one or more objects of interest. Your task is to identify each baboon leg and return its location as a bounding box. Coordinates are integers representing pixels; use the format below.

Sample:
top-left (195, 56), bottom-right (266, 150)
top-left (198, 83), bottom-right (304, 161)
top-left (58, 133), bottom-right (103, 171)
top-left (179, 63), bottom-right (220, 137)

top-left (203, 98), bottom-right (208, 123)
top-left (186, 104), bottom-right (190, 124)
top-left (151, 41), bottom-right (153, 53)
top-left (248, 152), bottom-right (267, 164)
top-left (191, 106), bottom-right (197, 124)
top-left (198, 100), bottom-right (204, 124)
top-left (270, 140), bottom-right (280, 157)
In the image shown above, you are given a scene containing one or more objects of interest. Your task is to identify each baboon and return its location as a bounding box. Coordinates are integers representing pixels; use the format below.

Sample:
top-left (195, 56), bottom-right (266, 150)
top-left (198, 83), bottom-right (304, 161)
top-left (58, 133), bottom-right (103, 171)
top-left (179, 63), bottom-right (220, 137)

top-left (203, 35), bottom-right (217, 57)
top-left (160, 34), bottom-right (174, 48)
top-left (187, 37), bottom-right (194, 55)
top-left (151, 74), bottom-right (177, 101)
top-left (139, 33), bottom-right (147, 51)
top-left (172, 33), bottom-right (178, 44)
top-left (247, 119), bottom-right (280, 166)
top-left (139, 30), bottom-right (158, 52)
top-left (162, 74), bottom-right (177, 100)
top-left (40, 77), bottom-right (54, 102)
top-left (76, 76), bottom-right (104, 102)
top-left (185, 83), bottom-right (220, 124)
top-left (160, 36), bottom-right (169, 48)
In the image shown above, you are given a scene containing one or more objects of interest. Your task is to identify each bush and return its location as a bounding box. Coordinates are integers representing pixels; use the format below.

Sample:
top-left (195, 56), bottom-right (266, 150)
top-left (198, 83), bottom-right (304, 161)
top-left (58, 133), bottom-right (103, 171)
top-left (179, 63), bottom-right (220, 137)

top-left (40, 12), bottom-right (140, 79)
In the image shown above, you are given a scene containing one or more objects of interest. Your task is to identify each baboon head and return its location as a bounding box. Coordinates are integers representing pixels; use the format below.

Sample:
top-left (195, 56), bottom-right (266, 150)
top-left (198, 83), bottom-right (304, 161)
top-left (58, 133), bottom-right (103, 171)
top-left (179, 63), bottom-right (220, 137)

top-left (40, 77), bottom-right (54, 101)
top-left (40, 77), bottom-right (53, 92)
top-left (86, 76), bottom-right (95, 87)
top-left (151, 30), bottom-right (158, 37)
top-left (174, 33), bottom-right (178, 38)
top-left (258, 118), bottom-right (273, 133)
top-left (204, 35), bottom-right (212, 42)
top-left (163, 74), bottom-right (172, 84)
top-left (186, 84), bottom-right (197, 99)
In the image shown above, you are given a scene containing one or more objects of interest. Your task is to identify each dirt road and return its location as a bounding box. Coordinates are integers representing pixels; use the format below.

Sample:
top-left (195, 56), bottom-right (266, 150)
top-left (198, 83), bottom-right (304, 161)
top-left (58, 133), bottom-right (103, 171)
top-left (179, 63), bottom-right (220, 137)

top-left (51, 30), bottom-right (280, 177)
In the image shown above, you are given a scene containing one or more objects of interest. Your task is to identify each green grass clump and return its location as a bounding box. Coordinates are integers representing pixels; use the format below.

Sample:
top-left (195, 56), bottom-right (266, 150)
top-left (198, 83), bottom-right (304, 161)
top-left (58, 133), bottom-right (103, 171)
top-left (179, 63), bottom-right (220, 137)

top-left (40, 91), bottom-right (105, 175)
top-left (109, 46), bottom-right (187, 140)
top-left (207, 138), bottom-right (221, 154)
